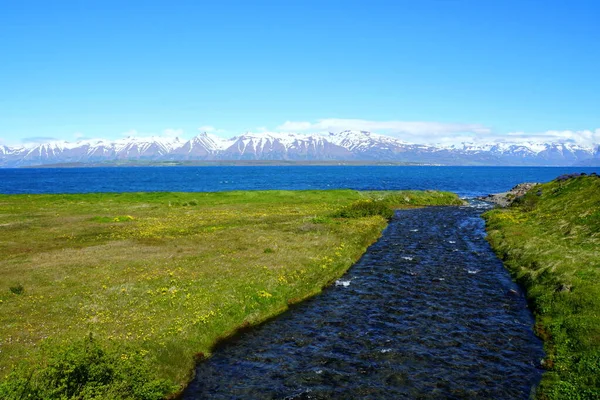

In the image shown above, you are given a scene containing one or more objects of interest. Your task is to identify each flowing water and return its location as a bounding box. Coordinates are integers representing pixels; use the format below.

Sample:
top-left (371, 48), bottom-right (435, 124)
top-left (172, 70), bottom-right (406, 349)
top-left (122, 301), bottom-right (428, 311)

top-left (183, 204), bottom-right (544, 399)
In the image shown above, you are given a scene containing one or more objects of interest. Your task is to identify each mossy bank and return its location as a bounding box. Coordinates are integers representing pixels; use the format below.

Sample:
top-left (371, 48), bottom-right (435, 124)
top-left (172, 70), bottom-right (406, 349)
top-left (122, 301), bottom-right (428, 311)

top-left (0, 189), bottom-right (462, 399)
top-left (484, 174), bottom-right (600, 399)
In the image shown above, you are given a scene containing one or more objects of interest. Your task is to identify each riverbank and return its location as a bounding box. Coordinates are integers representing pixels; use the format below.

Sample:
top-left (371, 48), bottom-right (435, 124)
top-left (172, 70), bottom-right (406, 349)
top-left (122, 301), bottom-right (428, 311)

top-left (0, 189), bottom-right (462, 399)
top-left (484, 174), bottom-right (600, 399)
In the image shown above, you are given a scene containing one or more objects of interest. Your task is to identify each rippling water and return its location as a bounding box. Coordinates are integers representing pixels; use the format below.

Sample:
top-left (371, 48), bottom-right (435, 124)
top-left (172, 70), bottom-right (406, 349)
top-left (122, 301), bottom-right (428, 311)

top-left (183, 205), bottom-right (544, 399)
top-left (1, 166), bottom-right (597, 197)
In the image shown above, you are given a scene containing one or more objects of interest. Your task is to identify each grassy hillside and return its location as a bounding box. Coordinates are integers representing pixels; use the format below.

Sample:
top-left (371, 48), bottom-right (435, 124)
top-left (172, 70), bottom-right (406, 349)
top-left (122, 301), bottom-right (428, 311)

top-left (0, 189), bottom-right (461, 399)
top-left (484, 174), bottom-right (600, 399)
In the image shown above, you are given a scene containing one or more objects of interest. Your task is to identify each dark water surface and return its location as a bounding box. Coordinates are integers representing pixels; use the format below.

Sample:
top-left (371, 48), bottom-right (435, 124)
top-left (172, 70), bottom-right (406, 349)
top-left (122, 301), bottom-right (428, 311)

top-left (0, 166), bottom-right (597, 197)
top-left (183, 205), bottom-right (544, 399)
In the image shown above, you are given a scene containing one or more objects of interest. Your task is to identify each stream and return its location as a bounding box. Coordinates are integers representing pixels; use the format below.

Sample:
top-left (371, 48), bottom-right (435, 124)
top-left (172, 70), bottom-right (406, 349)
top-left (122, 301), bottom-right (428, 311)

top-left (182, 204), bottom-right (544, 399)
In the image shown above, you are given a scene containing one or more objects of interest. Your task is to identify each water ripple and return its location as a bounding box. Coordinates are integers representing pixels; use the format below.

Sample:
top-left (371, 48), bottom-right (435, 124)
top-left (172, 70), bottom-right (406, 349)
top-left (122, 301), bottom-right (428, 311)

top-left (183, 206), bottom-right (544, 399)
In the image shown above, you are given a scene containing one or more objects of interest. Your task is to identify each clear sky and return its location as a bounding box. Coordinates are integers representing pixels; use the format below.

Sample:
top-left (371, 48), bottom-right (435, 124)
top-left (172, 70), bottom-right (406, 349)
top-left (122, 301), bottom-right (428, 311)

top-left (1, 0), bottom-right (599, 146)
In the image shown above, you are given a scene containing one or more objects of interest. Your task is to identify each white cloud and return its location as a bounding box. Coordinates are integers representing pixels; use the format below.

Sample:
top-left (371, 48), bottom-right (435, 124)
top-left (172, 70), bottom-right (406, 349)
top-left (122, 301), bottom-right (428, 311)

top-left (277, 121), bottom-right (314, 131)
top-left (276, 118), bottom-right (492, 144)
top-left (73, 132), bottom-right (93, 142)
top-left (163, 128), bottom-right (184, 138)
top-left (503, 129), bottom-right (600, 147)
top-left (274, 118), bottom-right (600, 146)
top-left (119, 128), bottom-right (188, 141)
top-left (121, 129), bottom-right (140, 138)
top-left (198, 126), bottom-right (228, 137)
top-left (21, 136), bottom-right (60, 144)
top-left (198, 125), bottom-right (216, 133)
top-left (277, 118), bottom-right (492, 135)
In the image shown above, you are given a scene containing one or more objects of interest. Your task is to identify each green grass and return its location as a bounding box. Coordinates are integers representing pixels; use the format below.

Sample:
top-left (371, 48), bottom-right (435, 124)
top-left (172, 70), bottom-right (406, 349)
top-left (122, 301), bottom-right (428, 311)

top-left (484, 175), bottom-right (600, 399)
top-left (0, 189), bottom-right (462, 399)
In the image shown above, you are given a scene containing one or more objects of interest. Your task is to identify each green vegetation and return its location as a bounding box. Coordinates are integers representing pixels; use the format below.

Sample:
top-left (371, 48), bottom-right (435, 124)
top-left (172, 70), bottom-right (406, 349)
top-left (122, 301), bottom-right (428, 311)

top-left (332, 190), bottom-right (461, 219)
top-left (9, 284), bottom-right (24, 296)
top-left (0, 189), bottom-right (462, 399)
top-left (484, 175), bottom-right (600, 399)
top-left (1, 335), bottom-right (173, 400)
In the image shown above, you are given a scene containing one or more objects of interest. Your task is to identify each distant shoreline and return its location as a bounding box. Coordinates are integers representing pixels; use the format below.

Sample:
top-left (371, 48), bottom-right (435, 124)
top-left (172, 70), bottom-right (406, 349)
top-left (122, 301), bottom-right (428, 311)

top-left (13, 161), bottom-right (598, 169)
top-left (21, 160), bottom-right (435, 168)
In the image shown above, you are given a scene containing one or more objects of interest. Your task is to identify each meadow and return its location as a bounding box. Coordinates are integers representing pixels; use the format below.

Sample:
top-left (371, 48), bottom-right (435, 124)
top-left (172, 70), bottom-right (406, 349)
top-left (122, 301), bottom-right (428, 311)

top-left (0, 189), bottom-right (462, 399)
top-left (484, 175), bottom-right (600, 399)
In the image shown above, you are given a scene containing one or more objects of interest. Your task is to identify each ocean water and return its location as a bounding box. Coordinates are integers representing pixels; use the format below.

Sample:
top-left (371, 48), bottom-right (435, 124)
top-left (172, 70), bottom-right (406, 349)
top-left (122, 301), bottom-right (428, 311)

top-left (0, 166), bottom-right (597, 197)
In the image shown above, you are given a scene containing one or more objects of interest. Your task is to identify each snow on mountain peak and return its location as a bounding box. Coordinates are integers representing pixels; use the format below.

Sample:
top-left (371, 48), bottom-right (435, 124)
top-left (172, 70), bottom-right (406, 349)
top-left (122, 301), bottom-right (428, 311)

top-left (0, 130), bottom-right (598, 167)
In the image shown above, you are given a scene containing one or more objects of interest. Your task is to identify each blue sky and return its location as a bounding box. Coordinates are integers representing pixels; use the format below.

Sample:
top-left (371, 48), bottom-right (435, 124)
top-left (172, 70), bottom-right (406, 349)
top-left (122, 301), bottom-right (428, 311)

top-left (1, 0), bottom-right (599, 146)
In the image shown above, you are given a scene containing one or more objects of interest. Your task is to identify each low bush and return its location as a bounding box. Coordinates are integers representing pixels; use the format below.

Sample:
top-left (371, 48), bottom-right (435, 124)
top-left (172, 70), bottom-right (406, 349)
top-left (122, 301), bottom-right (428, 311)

top-left (331, 199), bottom-right (394, 219)
top-left (9, 284), bottom-right (24, 295)
top-left (310, 216), bottom-right (332, 224)
top-left (0, 335), bottom-right (175, 400)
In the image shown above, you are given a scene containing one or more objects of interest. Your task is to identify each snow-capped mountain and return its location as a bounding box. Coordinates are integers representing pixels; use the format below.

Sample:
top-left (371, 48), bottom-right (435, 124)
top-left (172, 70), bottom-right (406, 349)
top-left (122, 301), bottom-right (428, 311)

top-left (440, 141), bottom-right (597, 165)
top-left (0, 131), bottom-right (598, 167)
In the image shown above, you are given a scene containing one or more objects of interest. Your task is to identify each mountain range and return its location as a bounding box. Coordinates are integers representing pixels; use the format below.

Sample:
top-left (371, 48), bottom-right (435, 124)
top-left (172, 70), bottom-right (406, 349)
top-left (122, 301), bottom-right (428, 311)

top-left (1, 130), bottom-right (599, 167)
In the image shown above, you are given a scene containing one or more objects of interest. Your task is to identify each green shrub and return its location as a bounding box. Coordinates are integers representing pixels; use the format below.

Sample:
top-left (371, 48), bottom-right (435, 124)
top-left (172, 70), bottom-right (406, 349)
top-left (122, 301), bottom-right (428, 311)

top-left (310, 216), bottom-right (332, 224)
top-left (512, 192), bottom-right (539, 211)
top-left (332, 199), bottom-right (394, 219)
top-left (0, 335), bottom-right (175, 400)
top-left (9, 284), bottom-right (24, 295)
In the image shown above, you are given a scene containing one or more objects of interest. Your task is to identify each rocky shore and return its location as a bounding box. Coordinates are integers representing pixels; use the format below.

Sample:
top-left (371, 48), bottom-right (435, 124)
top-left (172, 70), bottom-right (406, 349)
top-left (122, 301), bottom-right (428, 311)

top-left (476, 182), bottom-right (540, 207)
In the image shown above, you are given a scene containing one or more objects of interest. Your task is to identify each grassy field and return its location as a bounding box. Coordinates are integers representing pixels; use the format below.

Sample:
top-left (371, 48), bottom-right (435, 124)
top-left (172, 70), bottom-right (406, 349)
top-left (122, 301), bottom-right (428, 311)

top-left (484, 175), bottom-right (600, 399)
top-left (0, 189), bottom-right (462, 399)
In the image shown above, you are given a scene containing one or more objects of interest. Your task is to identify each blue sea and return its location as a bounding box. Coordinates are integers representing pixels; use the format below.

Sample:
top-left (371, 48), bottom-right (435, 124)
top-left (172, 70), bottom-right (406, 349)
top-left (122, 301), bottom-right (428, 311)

top-left (0, 166), bottom-right (597, 198)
